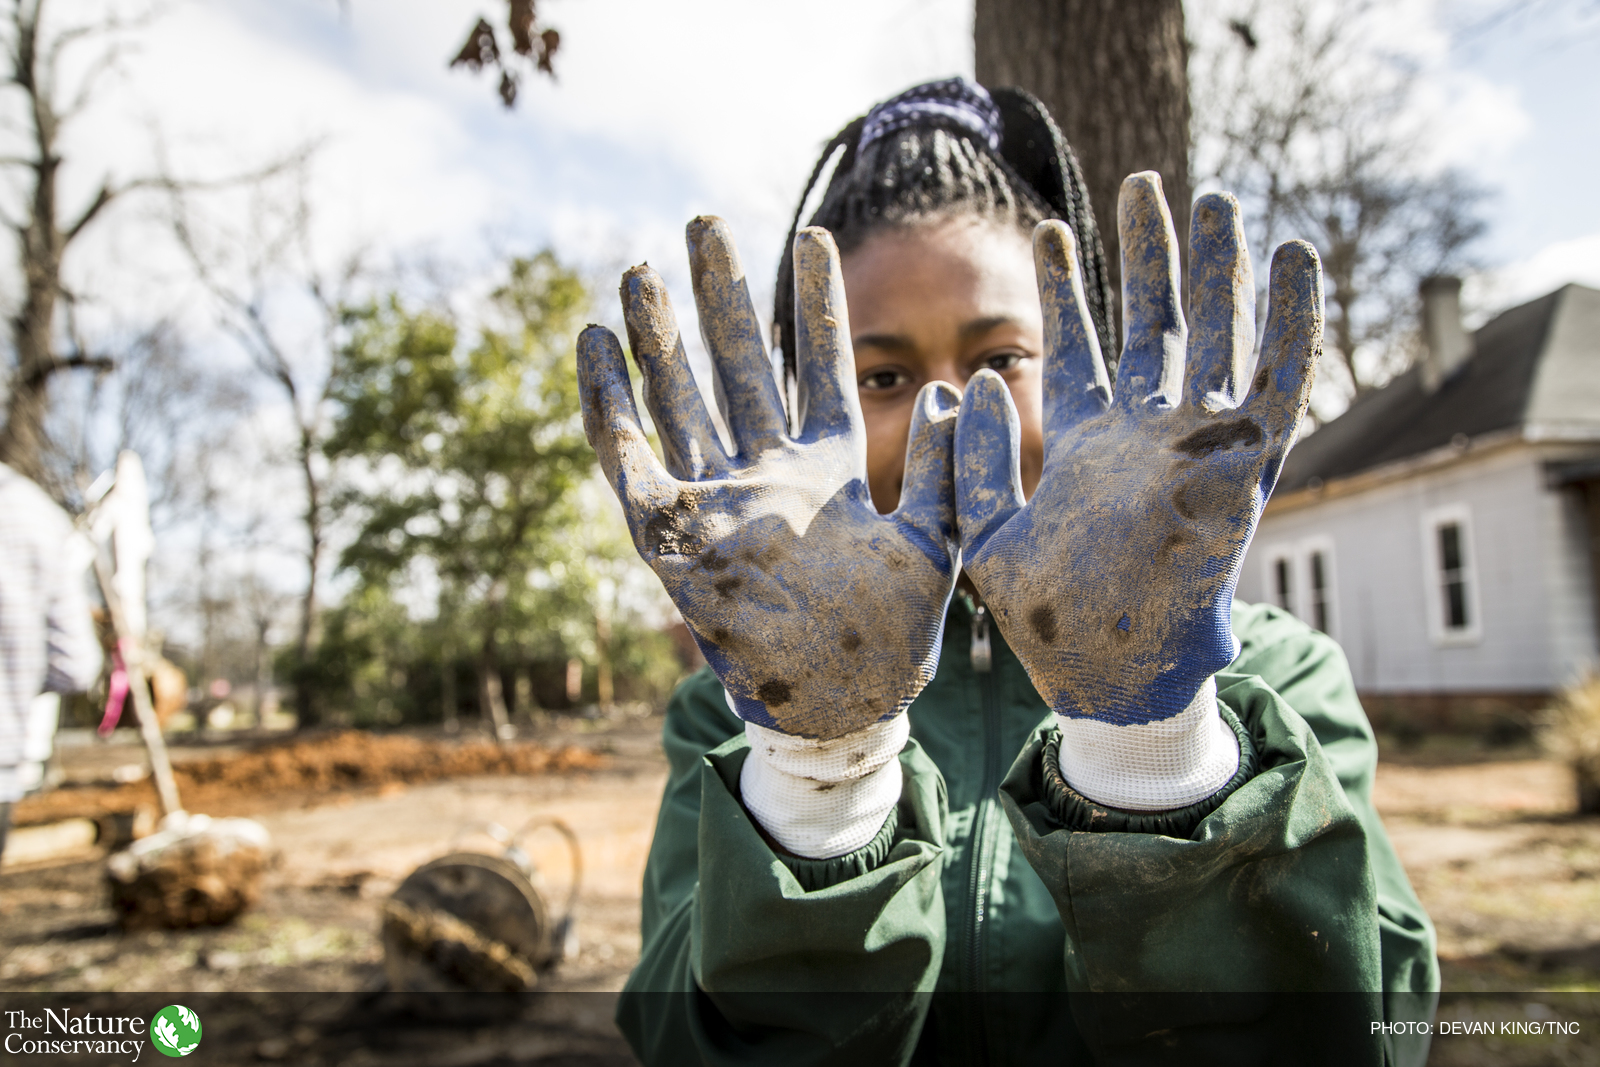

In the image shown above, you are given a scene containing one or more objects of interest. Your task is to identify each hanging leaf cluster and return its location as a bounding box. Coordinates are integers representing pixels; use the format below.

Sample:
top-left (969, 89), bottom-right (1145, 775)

top-left (449, 0), bottom-right (561, 108)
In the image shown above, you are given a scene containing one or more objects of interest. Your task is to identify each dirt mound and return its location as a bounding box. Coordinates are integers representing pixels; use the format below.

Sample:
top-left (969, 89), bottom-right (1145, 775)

top-left (14, 731), bottom-right (606, 827)
top-left (178, 730), bottom-right (605, 794)
top-left (108, 816), bottom-right (271, 930)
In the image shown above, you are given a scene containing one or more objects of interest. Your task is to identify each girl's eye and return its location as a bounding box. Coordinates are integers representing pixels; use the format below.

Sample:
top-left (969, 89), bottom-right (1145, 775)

top-left (981, 350), bottom-right (1028, 374)
top-left (859, 368), bottom-right (913, 391)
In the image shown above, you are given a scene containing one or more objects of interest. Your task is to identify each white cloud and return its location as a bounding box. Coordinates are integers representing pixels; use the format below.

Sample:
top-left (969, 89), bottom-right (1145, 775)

top-left (42, 0), bottom-right (977, 365)
top-left (1465, 231), bottom-right (1600, 322)
top-left (1417, 70), bottom-right (1530, 172)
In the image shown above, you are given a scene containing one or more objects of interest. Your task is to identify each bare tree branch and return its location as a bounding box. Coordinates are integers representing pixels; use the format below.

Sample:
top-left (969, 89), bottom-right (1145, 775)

top-left (162, 146), bottom-right (364, 729)
top-left (1191, 0), bottom-right (1490, 416)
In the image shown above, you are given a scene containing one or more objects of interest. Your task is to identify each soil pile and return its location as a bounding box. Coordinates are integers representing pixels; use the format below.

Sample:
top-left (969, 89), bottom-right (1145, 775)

top-left (107, 814), bottom-right (271, 930)
top-left (14, 731), bottom-right (607, 826)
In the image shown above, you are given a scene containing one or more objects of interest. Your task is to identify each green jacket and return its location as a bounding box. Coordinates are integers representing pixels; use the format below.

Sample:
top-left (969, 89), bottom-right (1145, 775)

top-left (616, 599), bottom-right (1439, 1065)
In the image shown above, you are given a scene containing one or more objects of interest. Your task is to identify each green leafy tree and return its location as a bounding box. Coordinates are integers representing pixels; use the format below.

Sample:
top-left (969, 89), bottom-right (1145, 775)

top-left (295, 583), bottom-right (425, 727)
top-left (325, 252), bottom-right (596, 734)
top-left (522, 480), bottom-right (686, 709)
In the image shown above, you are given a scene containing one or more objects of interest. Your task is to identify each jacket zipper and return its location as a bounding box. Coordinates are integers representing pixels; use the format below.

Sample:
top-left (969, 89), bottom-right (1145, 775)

top-left (963, 606), bottom-right (1001, 1061)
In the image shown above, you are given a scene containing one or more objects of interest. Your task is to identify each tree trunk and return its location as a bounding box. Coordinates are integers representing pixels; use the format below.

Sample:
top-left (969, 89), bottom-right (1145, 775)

top-left (441, 651), bottom-right (459, 733)
top-left (477, 583), bottom-right (513, 742)
top-left (478, 654), bottom-right (512, 742)
top-left (975, 0), bottom-right (1192, 318)
top-left (293, 426), bottom-right (322, 727)
top-left (513, 668), bottom-right (536, 720)
top-left (2, 253), bottom-right (62, 486)
top-left (594, 611), bottom-right (613, 713)
top-left (0, 2), bottom-right (65, 488)
top-left (253, 617), bottom-right (272, 725)
top-left (565, 658), bottom-right (583, 705)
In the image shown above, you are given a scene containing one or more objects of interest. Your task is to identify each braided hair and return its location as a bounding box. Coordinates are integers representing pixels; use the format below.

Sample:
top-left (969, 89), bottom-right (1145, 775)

top-left (774, 78), bottom-right (1118, 382)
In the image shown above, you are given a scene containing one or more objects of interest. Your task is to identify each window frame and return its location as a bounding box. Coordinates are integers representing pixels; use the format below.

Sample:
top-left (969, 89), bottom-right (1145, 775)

top-left (1257, 537), bottom-right (1338, 638)
top-left (1299, 535), bottom-right (1338, 638)
top-left (1420, 503), bottom-right (1483, 647)
top-left (1261, 544), bottom-right (1298, 619)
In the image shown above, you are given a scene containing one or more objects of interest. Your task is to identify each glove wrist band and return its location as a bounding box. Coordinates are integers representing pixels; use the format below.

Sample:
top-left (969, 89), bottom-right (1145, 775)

top-left (1055, 676), bottom-right (1240, 812)
top-left (738, 712), bottom-right (908, 860)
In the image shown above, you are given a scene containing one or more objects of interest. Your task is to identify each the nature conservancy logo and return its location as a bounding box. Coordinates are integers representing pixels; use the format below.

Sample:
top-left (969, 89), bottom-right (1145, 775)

top-left (150, 1005), bottom-right (202, 1057)
top-left (5, 1006), bottom-right (151, 1059)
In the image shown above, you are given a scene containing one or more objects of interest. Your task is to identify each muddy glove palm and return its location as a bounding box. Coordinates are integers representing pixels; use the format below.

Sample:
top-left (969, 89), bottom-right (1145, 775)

top-left (955, 176), bottom-right (1323, 809)
top-left (578, 218), bottom-right (961, 743)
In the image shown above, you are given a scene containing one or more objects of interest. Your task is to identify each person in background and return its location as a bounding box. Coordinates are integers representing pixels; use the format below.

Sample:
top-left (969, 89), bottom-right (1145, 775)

top-left (0, 462), bottom-right (102, 862)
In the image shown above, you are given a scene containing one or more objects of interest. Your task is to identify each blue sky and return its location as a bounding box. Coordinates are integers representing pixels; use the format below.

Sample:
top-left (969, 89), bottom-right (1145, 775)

top-left (1448, 1), bottom-right (1600, 316)
top-left (1449, 1), bottom-right (1600, 260)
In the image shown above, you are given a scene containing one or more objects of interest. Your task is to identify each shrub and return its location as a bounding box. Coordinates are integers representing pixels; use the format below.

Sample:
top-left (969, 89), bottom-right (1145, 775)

top-left (1540, 673), bottom-right (1600, 815)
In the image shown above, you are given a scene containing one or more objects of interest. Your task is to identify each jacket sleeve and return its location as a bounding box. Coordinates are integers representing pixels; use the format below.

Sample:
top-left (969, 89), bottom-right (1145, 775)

top-left (44, 531), bottom-right (102, 695)
top-left (616, 667), bottom-right (949, 1067)
top-left (997, 603), bottom-right (1437, 1066)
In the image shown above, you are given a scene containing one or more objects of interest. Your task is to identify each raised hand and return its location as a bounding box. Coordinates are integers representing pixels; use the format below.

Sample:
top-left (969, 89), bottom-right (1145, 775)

top-left (578, 218), bottom-right (961, 741)
top-left (955, 173), bottom-right (1323, 727)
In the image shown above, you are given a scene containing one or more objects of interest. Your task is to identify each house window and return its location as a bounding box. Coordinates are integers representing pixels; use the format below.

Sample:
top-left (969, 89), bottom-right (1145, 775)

top-left (1308, 550), bottom-right (1330, 633)
top-left (1260, 540), bottom-right (1335, 636)
top-left (1273, 556), bottom-right (1294, 614)
top-left (1437, 522), bottom-right (1469, 629)
top-left (1421, 504), bottom-right (1481, 645)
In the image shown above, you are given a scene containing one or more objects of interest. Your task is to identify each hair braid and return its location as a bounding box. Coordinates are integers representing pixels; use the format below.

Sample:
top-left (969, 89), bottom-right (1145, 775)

top-left (991, 87), bottom-right (1118, 364)
top-left (773, 116), bottom-right (865, 380)
top-left (774, 79), bottom-right (1119, 384)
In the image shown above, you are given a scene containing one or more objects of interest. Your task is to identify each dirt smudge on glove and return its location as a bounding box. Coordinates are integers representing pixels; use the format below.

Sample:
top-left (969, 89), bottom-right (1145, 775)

top-left (1029, 605), bottom-right (1059, 644)
top-left (644, 491), bottom-right (703, 556)
top-left (698, 546), bottom-right (732, 572)
top-left (1173, 417), bottom-right (1262, 457)
top-left (1157, 529), bottom-right (1192, 561)
top-left (1172, 484), bottom-right (1197, 520)
top-left (757, 680), bottom-right (793, 706)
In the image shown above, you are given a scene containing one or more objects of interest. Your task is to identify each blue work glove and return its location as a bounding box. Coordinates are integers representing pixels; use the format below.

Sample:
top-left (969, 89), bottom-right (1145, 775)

top-left (955, 175), bottom-right (1322, 805)
top-left (577, 218), bottom-right (961, 743)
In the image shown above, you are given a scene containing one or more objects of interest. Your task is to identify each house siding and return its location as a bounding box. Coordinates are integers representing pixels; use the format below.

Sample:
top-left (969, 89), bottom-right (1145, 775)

top-left (1240, 443), bottom-right (1598, 693)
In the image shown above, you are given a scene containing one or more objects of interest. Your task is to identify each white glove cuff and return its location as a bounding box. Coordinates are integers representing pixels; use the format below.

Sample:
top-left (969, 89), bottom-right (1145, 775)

top-left (1055, 677), bottom-right (1240, 812)
top-left (738, 714), bottom-right (908, 860)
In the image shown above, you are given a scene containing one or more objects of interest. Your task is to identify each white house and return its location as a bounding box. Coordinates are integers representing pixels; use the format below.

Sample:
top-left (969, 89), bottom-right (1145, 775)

top-left (1236, 279), bottom-right (1600, 729)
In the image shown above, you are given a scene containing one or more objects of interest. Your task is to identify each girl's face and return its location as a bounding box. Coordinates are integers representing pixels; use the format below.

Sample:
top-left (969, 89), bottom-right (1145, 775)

top-left (840, 216), bottom-right (1046, 514)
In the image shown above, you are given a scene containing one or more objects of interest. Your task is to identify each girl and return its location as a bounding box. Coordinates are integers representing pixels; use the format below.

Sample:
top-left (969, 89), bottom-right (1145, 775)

top-left (578, 77), bottom-right (1437, 1066)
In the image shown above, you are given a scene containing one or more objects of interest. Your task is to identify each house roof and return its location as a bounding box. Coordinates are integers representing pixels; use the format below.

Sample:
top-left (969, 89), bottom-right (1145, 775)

top-left (1275, 283), bottom-right (1600, 493)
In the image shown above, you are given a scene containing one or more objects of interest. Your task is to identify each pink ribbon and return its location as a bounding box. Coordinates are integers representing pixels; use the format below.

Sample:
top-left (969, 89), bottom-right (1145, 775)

top-left (98, 640), bottom-right (133, 737)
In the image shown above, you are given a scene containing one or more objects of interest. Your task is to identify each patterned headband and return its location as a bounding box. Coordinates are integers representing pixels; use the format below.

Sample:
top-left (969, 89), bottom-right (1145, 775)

top-left (858, 76), bottom-right (1003, 155)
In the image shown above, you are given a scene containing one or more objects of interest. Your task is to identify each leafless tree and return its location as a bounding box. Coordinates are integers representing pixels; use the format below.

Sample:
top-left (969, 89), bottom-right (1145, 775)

top-left (1190, 0), bottom-right (1488, 413)
top-left (166, 163), bottom-right (362, 728)
top-left (0, 0), bottom-right (174, 493)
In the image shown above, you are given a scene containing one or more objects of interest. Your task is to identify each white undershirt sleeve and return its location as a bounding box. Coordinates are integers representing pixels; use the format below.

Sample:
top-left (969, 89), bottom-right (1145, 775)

top-left (737, 710), bottom-right (908, 860)
top-left (1055, 677), bottom-right (1241, 812)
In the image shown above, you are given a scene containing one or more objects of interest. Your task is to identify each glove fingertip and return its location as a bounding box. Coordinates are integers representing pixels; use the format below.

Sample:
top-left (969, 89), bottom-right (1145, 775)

top-left (921, 378), bottom-right (962, 420)
top-left (620, 262), bottom-right (666, 307)
top-left (955, 370), bottom-right (1025, 552)
top-left (577, 325), bottom-right (627, 422)
top-left (1251, 240), bottom-right (1324, 408)
top-left (1033, 219), bottom-right (1078, 280)
top-left (686, 216), bottom-right (742, 283)
top-left (956, 368), bottom-right (1018, 443)
top-left (894, 382), bottom-right (961, 552)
